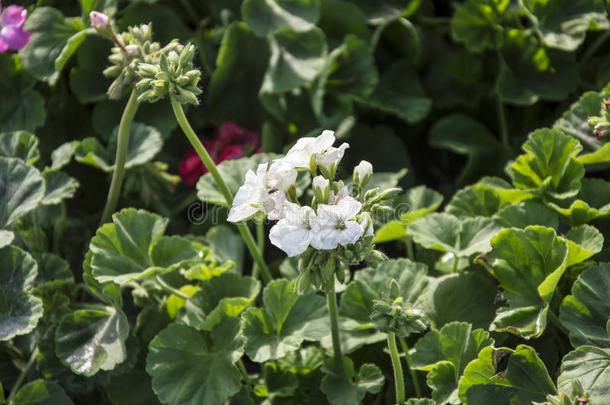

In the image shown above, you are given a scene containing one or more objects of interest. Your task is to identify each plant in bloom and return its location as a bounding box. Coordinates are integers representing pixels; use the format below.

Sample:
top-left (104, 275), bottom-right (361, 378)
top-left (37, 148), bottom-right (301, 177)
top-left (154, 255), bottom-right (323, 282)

top-left (179, 122), bottom-right (261, 187)
top-left (0, 2), bottom-right (30, 52)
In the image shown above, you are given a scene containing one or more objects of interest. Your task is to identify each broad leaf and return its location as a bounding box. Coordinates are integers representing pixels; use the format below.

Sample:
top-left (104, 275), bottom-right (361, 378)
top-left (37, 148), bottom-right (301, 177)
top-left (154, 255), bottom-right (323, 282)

top-left (205, 225), bottom-right (245, 274)
top-left (242, 0), bottom-right (321, 37)
top-left (451, 0), bottom-right (509, 53)
top-left (523, 0), bottom-right (609, 51)
top-left (0, 131), bottom-right (40, 164)
top-left (351, 0), bottom-right (417, 24)
top-left (547, 178), bottom-right (610, 226)
top-left (488, 226), bottom-right (569, 338)
top-left (458, 345), bottom-right (556, 404)
top-left (0, 157), bottom-right (45, 228)
top-left (407, 213), bottom-right (503, 259)
top-left (0, 230), bottom-right (13, 248)
top-left (411, 322), bottom-right (494, 404)
top-left (0, 246), bottom-right (43, 341)
top-left (320, 357), bottom-right (384, 405)
top-left (197, 153), bottom-right (280, 206)
top-left (560, 264), bottom-right (610, 348)
top-left (55, 305), bottom-right (129, 376)
top-left (557, 346), bottom-right (610, 403)
top-left (19, 7), bottom-right (91, 85)
top-left (242, 279), bottom-right (328, 362)
top-left (12, 380), bottom-right (73, 405)
top-left (564, 225), bottom-right (603, 266)
top-left (445, 183), bottom-right (503, 218)
top-left (146, 319), bottom-right (244, 405)
top-left (507, 128), bottom-right (584, 200)
top-left (554, 90), bottom-right (606, 153)
top-left (421, 271), bottom-right (497, 330)
top-left (262, 28), bottom-right (327, 93)
top-left (51, 142), bottom-right (77, 170)
top-left (179, 273), bottom-right (260, 331)
top-left (492, 202), bottom-right (559, 229)
top-left (41, 169), bottom-right (79, 206)
top-left (89, 208), bottom-right (197, 284)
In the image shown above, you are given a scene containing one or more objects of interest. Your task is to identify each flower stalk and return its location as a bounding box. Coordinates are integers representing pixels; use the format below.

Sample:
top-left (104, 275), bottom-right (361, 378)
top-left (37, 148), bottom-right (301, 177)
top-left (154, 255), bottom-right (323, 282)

top-left (99, 89), bottom-right (139, 225)
top-left (170, 97), bottom-right (272, 283)
top-left (324, 278), bottom-right (344, 375)
top-left (388, 332), bottom-right (405, 404)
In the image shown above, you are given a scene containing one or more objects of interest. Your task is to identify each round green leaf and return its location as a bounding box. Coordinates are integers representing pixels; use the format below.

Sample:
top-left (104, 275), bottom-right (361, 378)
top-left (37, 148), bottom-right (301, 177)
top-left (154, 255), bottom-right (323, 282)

top-left (0, 131), bottom-right (40, 164)
top-left (493, 202), bottom-right (559, 229)
top-left (557, 346), bottom-right (610, 403)
top-left (489, 226), bottom-right (569, 338)
top-left (12, 379), bottom-right (73, 405)
top-left (450, 0), bottom-right (509, 53)
top-left (446, 183), bottom-right (503, 218)
top-left (554, 90), bottom-right (606, 153)
top-left (242, 0), bottom-right (321, 37)
top-left (458, 345), bottom-right (556, 404)
top-left (243, 279), bottom-right (329, 362)
top-left (0, 157), bottom-right (45, 228)
top-left (40, 169), bottom-right (79, 206)
top-left (564, 225), bottom-right (604, 267)
top-left (320, 357), bottom-right (384, 405)
top-left (146, 319), bottom-right (244, 405)
top-left (560, 264), bottom-right (610, 348)
top-left (0, 246), bottom-right (43, 341)
top-left (547, 178), bottom-right (610, 226)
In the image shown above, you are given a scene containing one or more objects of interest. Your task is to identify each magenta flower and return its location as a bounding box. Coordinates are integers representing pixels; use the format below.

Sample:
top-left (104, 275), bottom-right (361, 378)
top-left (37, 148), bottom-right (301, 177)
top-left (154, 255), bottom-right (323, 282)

top-left (0, 2), bottom-right (30, 53)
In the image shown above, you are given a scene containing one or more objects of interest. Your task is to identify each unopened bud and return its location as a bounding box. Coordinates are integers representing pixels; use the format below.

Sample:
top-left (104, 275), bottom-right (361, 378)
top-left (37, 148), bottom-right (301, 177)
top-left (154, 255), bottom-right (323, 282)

top-left (90, 11), bottom-right (109, 29)
top-left (353, 160), bottom-right (373, 189)
top-left (389, 279), bottom-right (400, 300)
top-left (313, 176), bottom-right (330, 204)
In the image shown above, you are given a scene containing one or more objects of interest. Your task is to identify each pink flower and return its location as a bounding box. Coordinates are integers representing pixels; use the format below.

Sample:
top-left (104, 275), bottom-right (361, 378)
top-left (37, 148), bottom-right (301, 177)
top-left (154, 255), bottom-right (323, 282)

top-left (0, 2), bottom-right (30, 52)
top-left (179, 122), bottom-right (261, 187)
top-left (90, 11), bottom-right (109, 29)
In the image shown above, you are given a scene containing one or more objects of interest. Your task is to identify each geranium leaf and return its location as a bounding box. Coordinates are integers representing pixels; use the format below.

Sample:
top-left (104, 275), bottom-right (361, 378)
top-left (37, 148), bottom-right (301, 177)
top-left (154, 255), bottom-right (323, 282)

top-left (445, 183), bottom-right (503, 218)
top-left (178, 273), bottom-right (260, 331)
top-left (547, 178), bottom-right (610, 226)
top-left (560, 264), bottom-right (610, 348)
top-left (12, 379), bottom-right (73, 405)
top-left (89, 208), bottom-right (197, 284)
top-left (242, 0), bottom-right (321, 37)
top-left (0, 230), bottom-right (14, 249)
top-left (488, 226), bottom-right (569, 338)
top-left (564, 225), bottom-right (603, 266)
top-left (242, 279), bottom-right (328, 362)
top-left (522, 0), bottom-right (609, 51)
top-left (400, 185), bottom-right (443, 223)
top-left (51, 142), bottom-right (77, 170)
top-left (55, 305), bottom-right (129, 376)
top-left (197, 153), bottom-right (281, 207)
top-left (320, 357), bottom-right (384, 405)
top-left (40, 169), bottom-right (79, 206)
top-left (557, 346), bottom-right (610, 403)
top-left (458, 345), bottom-right (556, 404)
top-left (350, 0), bottom-right (417, 24)
top-left (0, 157), bottom-right (45, 228)
top-left (205, 225), bottom-right (245, 274)
top-left (554, 90), bottom-right (606, 153)
top-left (0, 246), bottom-right (43, 341)
top-left (421, 271), bottom-right (497, 330)
top-left (406, 400), bottom-right (437, 405)
top-left (507, 128), bottom-right (584, 200)
top-left (0, 131), bottom-right (40, 164)
top-left (407, 213), bottom-right (502, 258)
top-left (33, 252), bottom-right (74, 286)
top-left (492, 202), bottom-right (559, 229)
top-left (261, 27), bottom-right (327, 93)
top-left (19, 7), bottom-right (91, 85)
top-left (411, 322), bottom-right (495, 404)
top-left (146, 319), bottom-right (244, 405)
top-left (450, 0), bottom-right (509, 53)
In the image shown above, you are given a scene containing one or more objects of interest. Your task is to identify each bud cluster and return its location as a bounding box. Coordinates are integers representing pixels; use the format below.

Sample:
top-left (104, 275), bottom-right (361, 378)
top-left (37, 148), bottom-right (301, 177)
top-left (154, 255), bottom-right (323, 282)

top-left (136, 43), bottom-right (202, 105)
top-left (537, 381), bottom-right (589, 405)
top-left (369, 279), bottom-right (427, 336)
top-left (587, 99), bottom-right (610, 140)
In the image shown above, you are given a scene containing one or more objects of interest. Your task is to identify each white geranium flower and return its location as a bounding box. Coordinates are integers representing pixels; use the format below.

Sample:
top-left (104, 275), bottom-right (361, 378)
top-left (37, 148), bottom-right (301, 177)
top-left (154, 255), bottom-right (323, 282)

top-left (328, 186), bottom-right (350, 205)
top-left (311, 196), bottom-right (364, 250)
top-left (281, 130), bottom-right (335, 169)
top-left (263, 190), bottom-right (286, 221)
top-left (269, 202), bottom-right (316, 257)
top-left (314, 142), bottom-right (349, 177)
top-left (267, 160), bottom-right (297, 192)
top-left (227, 163), bottom-right (268, 222)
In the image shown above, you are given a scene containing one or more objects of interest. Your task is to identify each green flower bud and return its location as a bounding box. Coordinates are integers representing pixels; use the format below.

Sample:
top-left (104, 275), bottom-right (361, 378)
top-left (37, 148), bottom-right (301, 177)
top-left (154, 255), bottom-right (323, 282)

top-left (353, 160), bottom-right (373, 190)
top-left (313, 175), bottom-right (330, 204)
top-left (389, 279), bottom-right (400, 300)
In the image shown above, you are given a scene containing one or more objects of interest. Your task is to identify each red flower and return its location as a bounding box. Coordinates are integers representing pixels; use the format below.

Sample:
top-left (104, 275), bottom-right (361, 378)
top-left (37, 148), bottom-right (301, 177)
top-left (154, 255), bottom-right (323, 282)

top-left (179, 122), bottom-right (260, 187)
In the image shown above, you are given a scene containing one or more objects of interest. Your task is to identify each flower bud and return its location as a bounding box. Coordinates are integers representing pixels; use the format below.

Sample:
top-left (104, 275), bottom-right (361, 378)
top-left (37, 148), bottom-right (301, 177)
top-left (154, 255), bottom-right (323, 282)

top-left (313, 175), bottom-right (330, 204)
top-left (353, 160), bottom-right (373, 190)
top-left (90, 11), bottom-right (109, 29)
top-left (389, 279), bottom-right (400, 300)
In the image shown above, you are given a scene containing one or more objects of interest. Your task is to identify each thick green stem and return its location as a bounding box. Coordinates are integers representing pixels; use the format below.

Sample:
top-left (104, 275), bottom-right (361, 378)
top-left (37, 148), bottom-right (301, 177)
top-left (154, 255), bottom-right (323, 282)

top-left (8, 347), bottom-right (39, 401)
top-left (496, 94), bottom-right (509, 150)
top-left (398, 336), bottom-right (422, 398)
top-left (155, 275), bottom-right (190, 299)
top-left (238, 359), bottom-right (254, 395)
top-left (325, 279), bottom-right (343, 375)
top-left (388, 333), bottom-right (405, 404)
top-left (252, 219), bottom-right (265, 279)
top-left (100, 89), bottom-right (139, 225)
top-left (170, 98), bottom-right (272, 284)
top-left (452, 255), bottom-right (459, 273)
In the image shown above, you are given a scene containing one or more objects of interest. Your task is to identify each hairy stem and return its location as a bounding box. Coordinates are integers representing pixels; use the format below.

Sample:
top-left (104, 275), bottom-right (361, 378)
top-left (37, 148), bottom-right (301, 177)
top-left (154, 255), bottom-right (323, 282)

top-left (252, 219), bottom-right (265, 279)
top-left (170, 98), bottom-right (272, 284)
top-left (398, 336), bottom-right (422, 398)
top-left (100, 89), bottom-right (139, 225)
top-left (8, 347), bottom-right (39, 401)
top-left (388, 333), bottom-right (405, 404)
top-left (325, 279), bottom-right (344, 375)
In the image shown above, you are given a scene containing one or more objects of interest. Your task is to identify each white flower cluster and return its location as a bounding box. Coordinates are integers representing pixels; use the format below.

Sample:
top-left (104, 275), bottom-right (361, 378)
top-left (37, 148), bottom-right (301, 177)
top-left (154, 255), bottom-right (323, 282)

top-left (228, 130), bottom-right (373, 257)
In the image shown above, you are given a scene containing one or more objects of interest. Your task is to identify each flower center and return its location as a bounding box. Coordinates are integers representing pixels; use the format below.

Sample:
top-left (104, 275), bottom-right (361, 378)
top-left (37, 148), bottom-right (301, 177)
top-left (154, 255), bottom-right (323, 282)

top-left (336, 219), bottom-right (346, 230)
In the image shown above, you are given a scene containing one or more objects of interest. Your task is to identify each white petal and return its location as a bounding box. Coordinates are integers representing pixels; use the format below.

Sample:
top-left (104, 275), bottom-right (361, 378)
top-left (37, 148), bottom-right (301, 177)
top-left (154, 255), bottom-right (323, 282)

top-left (335, 196), bottom-right (361, 220)
top-left (337, 221), bottom-right (364, 246)
top-left (269, 221), bottom-right (313, 257)
top-left (310, 228), bottom-right (341, 250)
top-left (314, 142), bottom-right (349, 171)
top-left (264, 191), bottom-right (287, 220)
top-left (227, 203), bottom-right (259, 223)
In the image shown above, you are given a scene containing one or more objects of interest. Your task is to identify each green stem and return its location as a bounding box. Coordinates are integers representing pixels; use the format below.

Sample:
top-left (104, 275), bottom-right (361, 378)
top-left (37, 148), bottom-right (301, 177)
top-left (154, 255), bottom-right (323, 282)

top-left (404, 237), bottom-right (414, 260)
top-left (581, 31), bottom-right (610, 64)
top-left (496, 94), bottom-right (509, 150)
top-left (155, 275), bottom-right (189, 299)
top-left (238, 359), bottom-right (253, 394)
top-left (325, 279), bottom-right (343, 375)
top-left (100, 89), bottom-right (139, 226)
top-left (398, 336), bottom-right (422, 398)
top-left (8, 347), bottom-right (39, 402)
top-left (388, 333), bottom-right (405, 404)
top-left (170, 98), bottom-right (272, 284)
top-left (252, 219), bottom-right (265, 279)
top-left (452, 255), bottom-right (459, 273)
